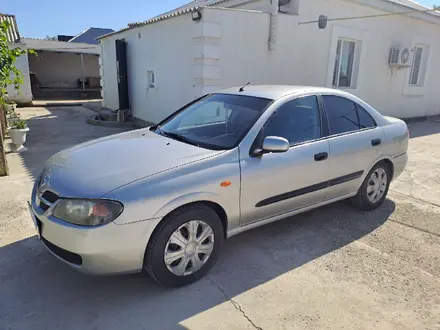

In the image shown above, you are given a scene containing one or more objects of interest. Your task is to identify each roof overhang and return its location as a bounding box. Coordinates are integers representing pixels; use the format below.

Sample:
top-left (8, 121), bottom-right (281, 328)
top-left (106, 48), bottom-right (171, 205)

top-left (21, 38), bottom-right (100, 54)
top-left (353, 0), bottom-right (440, 25)
top-left (97, 6), bottom-right (203, 40)
top-left (0, 13), bottom-right (21, 43)
top-left (97, 0), bottom-right (440, 41)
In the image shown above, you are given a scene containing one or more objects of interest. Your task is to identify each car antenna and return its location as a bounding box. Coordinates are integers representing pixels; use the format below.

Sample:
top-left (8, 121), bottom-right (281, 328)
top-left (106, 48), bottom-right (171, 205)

top-left (239, 81), bottom-right (250, 92)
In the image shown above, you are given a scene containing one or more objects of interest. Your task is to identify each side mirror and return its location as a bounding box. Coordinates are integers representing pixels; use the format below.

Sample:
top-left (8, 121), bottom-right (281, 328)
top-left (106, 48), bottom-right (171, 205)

top-left (252, 136), bottom-right (289, 156)
top-left (263, 136), bottom-right (290, 153)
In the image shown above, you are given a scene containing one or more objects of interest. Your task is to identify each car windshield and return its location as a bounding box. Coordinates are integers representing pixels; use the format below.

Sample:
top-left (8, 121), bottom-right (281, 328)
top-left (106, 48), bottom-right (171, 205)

top-left (153, 93), bottom-right (272, 150)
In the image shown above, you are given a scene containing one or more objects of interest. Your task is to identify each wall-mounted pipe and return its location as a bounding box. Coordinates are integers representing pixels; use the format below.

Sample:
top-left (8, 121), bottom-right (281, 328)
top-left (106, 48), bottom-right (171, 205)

top-left (268, 0), bottom-right (279, 51)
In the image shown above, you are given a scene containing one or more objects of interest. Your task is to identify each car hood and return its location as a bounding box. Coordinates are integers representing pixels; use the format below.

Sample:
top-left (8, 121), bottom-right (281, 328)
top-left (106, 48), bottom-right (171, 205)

top-left (41, 129), bottom-right (222, 198)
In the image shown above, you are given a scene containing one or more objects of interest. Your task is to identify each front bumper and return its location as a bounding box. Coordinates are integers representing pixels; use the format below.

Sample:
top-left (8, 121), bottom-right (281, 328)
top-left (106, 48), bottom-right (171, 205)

top-left (30, 182), bottom-right (162, 275)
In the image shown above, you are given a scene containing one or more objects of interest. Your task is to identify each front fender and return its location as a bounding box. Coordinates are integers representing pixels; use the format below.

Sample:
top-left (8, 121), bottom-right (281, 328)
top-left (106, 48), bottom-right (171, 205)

top-left (152, 191), bottom-right (234, 221)
top-left (109, 149), bottom-right (241, 228)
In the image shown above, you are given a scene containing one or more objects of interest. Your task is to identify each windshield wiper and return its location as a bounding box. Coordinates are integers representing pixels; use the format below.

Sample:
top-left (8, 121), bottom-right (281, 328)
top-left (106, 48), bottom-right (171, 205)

top-left (159, 129), bottom-right (200, 147)
top-left (154, 125), bottom-right (165, 135)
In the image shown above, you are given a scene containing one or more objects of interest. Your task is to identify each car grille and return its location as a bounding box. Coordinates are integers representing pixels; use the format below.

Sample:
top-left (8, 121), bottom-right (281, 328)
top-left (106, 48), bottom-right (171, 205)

top-left (42, 237), bottom-right (83, 265)
top-left (41, 191), bottom-right (59, 203)
top-left (39, 190), bottom-right (59, 212)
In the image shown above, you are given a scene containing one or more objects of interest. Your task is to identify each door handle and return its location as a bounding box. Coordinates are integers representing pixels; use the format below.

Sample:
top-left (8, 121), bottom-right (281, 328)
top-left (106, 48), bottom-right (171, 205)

top-left (314, 152), bottom-right (328, 161)
top-left (371, 139), bottom-right (382, 146)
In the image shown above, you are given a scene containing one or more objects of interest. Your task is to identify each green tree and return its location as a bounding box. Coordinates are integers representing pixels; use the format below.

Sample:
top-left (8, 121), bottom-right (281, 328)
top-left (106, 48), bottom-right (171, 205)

top-left (0, 20), bottom-right (33, 105)
top-left (0, 20), bottom-right (34, 176)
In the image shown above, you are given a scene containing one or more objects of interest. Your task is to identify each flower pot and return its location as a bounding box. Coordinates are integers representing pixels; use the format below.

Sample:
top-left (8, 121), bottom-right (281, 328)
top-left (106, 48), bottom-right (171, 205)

top-left (9, 127), bottom-right (29, 152)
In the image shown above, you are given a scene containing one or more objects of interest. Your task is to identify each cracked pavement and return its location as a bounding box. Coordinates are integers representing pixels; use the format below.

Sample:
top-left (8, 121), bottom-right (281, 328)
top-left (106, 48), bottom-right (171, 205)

top-left (0, 107), bottom-right (439, 329)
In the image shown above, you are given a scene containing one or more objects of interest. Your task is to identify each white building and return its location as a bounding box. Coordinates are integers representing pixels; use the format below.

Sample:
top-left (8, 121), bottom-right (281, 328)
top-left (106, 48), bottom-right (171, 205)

top-left (98, 0), bottom-right (440, 123)
top-left (22, 38), bottom-right (100, 100)
top-left (2, 13), bottom-right (103, 103)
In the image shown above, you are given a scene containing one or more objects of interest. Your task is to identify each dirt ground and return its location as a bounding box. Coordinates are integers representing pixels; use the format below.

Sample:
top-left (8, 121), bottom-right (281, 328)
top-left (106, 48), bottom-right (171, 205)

top-left (0, 107), bottom-right (439, 330)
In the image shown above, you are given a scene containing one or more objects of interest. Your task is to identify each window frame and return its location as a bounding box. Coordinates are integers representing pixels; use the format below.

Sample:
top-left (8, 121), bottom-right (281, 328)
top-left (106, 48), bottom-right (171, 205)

top-left (408, 44), bottom-right (428, 87)
top-left (332, 38), bottom-right (358, 89)
top-left (403, 37), bottom-right (432, 96)
top-left (326, 26), bottom-right (369, 92)
top-left (319, 94), bottom-right (378, 138)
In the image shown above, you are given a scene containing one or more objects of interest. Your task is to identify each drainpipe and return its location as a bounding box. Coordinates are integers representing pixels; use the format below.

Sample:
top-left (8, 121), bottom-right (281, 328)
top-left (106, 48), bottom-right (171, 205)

top-left (268, 0), bottom-right (279, 51)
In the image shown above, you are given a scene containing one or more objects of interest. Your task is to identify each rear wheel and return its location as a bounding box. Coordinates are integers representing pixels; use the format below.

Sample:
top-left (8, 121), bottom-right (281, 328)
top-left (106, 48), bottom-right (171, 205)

top-left (352, 162), bottom-right (391, 210)
top-left (144, 204), bottom-right (224, 287)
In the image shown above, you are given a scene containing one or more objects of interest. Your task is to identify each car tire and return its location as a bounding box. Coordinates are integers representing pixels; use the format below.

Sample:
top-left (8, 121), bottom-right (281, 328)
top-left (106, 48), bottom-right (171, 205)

top-left (352, 162), bottom-right (391, 211)
top-left (144, 204), bottom-right (224, 287)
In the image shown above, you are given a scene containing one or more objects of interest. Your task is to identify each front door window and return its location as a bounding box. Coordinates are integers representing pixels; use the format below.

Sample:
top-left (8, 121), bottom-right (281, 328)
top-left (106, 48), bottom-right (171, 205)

top-left (263, 95), bottom-right (321, 145)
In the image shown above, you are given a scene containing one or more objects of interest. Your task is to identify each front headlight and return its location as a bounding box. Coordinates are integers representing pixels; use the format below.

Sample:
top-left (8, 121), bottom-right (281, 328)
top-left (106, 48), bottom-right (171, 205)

top-left (52, 199), bottom-right (123, 226)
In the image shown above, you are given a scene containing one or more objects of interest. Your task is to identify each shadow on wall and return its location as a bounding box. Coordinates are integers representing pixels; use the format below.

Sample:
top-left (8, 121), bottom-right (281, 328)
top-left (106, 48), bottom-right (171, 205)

top-left (0, 199), bottom-right (395, 329)
top-left (408, 120), bottom-right (440, 139)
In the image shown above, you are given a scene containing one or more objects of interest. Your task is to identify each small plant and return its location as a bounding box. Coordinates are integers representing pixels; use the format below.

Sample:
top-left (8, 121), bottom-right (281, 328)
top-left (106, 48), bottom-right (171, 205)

top-left (10, 115), bottom-right (27, 129)
top-left (0, 21), bottom-right (35, 107)
top-left (5, 104), bottom-right (16, 116)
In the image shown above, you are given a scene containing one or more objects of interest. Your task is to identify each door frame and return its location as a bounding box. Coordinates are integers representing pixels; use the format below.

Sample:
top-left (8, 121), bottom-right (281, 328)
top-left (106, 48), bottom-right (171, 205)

top-left (238, 92), bottom-right (332, 225)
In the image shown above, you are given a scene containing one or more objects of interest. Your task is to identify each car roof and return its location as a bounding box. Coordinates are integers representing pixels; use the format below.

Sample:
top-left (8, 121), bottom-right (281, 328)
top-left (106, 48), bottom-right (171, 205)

top-left (217, 85), bottom-right (340, 100)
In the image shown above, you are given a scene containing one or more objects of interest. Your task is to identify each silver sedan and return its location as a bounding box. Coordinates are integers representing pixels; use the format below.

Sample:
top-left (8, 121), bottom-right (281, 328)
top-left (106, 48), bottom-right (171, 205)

top-left (29, 85), bottom-right (408, 286)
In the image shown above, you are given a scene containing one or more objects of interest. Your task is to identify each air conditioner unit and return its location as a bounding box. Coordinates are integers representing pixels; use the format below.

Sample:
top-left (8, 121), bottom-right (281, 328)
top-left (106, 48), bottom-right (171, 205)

top-left (389, 47), bottom-right (412, 67)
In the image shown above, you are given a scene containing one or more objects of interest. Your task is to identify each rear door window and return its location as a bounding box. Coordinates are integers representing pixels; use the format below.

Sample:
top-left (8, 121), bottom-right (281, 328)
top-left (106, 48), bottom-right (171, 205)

top-left (322, 95), bottom-right (376, 135)
top-left (322, 95), bottom-right (359, 135)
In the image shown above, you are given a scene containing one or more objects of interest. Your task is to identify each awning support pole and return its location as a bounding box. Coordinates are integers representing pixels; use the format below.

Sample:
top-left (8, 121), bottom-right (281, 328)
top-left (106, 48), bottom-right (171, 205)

top-left (80, 53), bottom-right (85, 93)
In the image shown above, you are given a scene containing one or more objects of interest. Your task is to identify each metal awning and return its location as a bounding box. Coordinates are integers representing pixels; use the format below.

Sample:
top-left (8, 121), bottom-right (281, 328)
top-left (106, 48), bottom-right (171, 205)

top-left (0, 13), bottom-right (20, 43)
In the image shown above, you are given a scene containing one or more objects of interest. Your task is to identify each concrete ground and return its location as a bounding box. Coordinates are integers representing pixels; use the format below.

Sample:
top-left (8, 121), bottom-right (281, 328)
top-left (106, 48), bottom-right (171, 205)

top-left (0, 107), bottom-right (439, 330)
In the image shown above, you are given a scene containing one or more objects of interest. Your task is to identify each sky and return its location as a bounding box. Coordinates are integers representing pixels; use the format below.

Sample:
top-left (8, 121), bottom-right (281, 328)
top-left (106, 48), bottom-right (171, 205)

top-left (3, 0), bottom-right (439, 39)
top-left (2, 0), bottom-right (189, 38)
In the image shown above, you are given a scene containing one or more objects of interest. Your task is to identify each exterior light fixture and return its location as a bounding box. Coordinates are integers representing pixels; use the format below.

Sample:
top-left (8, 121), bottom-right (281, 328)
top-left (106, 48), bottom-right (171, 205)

top-left (192, 10), bottom-right (202, 22)
top-left (318, 15), bottom-right (328, 29)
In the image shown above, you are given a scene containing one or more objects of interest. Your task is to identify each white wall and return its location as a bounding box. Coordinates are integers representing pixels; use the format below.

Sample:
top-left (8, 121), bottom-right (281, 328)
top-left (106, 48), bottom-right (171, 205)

top-left (100, 0), bottom-right (440, 121)
top-left (299, 0), bottom-right (440, 117)
top-left (203, 0), bottom-right (440, 118)
top-left (230, 0), bottom-right (299, 14)
top-left (100, 15), bottom-right (195, 123)
top-left (6, 44), bottom-right (32, 104)
top-left (28, 51), bottom-right (99, 88)
top-left (100, 37), bottom-right (118, 110)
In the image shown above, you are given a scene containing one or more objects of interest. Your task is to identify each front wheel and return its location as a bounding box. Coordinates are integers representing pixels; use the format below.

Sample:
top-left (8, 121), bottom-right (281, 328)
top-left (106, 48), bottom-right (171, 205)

top-left (352, 162), bottom-right (391, 210)
top-left (144, 204), bottom-right (224, 287)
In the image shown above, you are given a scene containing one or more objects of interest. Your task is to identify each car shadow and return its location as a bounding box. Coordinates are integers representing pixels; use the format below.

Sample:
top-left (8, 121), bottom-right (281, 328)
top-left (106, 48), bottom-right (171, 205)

top-left (0, 199), bottom-right (395, 330)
